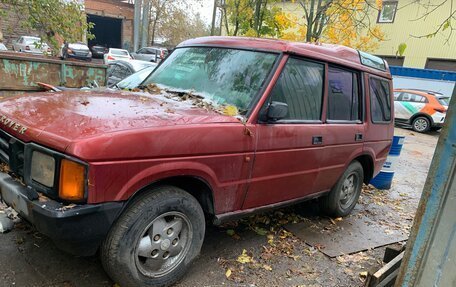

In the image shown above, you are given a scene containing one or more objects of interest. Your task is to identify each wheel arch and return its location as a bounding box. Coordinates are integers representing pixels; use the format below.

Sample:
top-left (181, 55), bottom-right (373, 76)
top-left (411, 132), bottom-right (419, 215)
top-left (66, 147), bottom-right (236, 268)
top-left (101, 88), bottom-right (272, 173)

top-left (410, 112), bottom-right (434, 126)
top-left (353, 154), bottom-right (374, 184)
top-left (121, 172), bottom-right (216, 218)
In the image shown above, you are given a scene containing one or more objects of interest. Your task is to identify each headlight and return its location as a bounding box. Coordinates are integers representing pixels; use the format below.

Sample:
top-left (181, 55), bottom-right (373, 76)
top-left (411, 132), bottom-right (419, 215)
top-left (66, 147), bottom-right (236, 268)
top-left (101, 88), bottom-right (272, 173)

top-left (31, 151), bottom-right (55, 187)
top-left (59, 159), bottom-right (85, 201)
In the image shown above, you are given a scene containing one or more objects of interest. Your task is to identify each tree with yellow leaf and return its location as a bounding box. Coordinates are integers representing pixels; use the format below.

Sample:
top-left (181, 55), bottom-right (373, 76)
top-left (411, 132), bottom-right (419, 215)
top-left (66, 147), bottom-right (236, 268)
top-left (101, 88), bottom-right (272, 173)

top-left (222, 0), bottom-right (294, 38)
top-left (288, 0), bottom-right (386, 51)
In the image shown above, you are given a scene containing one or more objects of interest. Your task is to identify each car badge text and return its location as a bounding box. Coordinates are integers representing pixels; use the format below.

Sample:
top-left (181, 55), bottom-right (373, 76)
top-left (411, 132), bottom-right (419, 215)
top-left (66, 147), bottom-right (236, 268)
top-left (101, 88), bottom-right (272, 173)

top-left (0, 115), bottom-right (27, 134)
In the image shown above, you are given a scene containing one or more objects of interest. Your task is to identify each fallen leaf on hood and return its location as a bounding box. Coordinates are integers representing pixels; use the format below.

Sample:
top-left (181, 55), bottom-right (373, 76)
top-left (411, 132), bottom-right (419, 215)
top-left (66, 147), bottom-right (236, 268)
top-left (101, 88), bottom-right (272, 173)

top-left (80, 101), bottom-right (90, 106)
top-left (262, 264), bottom-right (272, 271)
top-left (225, 268), bottom-right (232, 278)
top-left (222, 105), bottom-right (239, 116)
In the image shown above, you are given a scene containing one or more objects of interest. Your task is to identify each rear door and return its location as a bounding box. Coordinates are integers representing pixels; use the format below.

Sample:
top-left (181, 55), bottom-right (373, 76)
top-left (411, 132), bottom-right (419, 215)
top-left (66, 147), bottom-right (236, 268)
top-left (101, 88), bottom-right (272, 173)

top-left (243, 56), bottom-right (327, 209)
top-left (314, 66), bottom-right (364, 192)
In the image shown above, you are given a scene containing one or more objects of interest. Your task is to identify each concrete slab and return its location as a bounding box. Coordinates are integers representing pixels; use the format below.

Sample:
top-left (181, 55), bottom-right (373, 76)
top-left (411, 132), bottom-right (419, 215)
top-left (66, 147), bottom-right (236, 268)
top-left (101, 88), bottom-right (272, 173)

top-left (286, 214), bottom-right (408, 258)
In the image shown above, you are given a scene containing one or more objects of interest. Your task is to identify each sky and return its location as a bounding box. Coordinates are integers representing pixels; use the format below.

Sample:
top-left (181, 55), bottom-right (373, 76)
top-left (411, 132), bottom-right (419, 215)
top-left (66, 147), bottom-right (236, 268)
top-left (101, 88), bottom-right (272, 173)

top-left (191, 0), bottom-right (216, 25)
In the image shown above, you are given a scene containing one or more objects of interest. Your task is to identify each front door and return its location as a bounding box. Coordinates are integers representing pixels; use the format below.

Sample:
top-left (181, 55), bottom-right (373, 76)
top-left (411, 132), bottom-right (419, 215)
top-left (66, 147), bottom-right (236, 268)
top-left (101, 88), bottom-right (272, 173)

top-left (242, 57), bottom-right (327, 209)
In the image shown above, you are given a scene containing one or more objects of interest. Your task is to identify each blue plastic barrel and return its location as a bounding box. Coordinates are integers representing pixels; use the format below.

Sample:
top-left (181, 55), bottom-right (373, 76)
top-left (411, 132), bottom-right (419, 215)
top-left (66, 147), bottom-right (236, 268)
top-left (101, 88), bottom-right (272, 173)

top-left (370, 135), bottom-right (405, 190)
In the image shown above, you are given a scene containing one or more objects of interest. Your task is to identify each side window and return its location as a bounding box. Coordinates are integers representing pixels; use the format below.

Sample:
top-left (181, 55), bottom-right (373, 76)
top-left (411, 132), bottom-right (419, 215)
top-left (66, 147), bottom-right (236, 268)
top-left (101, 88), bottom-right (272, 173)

top-left (394, 92), bottom-right (401, 100)
top-left (401, 92), bottom-right (413, 102)
top-left (370, 77), bottom-right (392, 123)
top-left (268, 57), bottom-right (324, 121)
top-left (327, 67), bottom-right (360, 121)
top-left (137, 48), bottom-right (145, 54)
top-left (414, 95), bottom-right (428, 103)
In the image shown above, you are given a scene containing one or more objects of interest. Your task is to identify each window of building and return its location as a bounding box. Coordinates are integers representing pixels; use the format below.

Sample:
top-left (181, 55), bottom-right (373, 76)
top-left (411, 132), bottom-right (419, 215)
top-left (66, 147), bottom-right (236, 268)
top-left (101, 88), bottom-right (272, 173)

top-left (327, 67), bottom-right (361, 122)
top-left (378, 55), bottom-right (405, 67)
top-left (378, 1), bottom-right (398, 23)
top-left (425, 58), bottom-right (456, 72)
top-left (268, 57), bottom-right (324, 121)
top-left (370, 77), bottom-right (391, 123)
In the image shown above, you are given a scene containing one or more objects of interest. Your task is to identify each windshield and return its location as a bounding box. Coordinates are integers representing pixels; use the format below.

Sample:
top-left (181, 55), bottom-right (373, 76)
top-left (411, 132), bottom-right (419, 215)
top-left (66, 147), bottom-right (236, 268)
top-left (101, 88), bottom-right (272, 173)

top-left (117, 66), bottom-right (155, 89)
top-left (438, 97), bottom-right (450, 106)
top-left (143, 47), bottom-right (278, 112)
top-left (25, 37), bottom-right (41, 44)
top-left (111, 49), bottom-right (129, 56)
top-left (130, 61), bottom-right (157, 72)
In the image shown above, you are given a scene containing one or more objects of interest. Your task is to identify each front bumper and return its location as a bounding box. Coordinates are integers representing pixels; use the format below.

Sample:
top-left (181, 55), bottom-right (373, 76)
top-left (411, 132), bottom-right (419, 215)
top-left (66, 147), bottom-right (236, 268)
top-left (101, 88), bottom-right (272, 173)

top-left (0, 172), bottom-right (124, 256)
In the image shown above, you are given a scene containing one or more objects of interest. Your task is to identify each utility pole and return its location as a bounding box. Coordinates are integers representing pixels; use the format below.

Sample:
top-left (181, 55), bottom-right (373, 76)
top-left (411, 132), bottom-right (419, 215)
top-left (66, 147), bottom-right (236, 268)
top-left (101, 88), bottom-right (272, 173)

top-left (141, 0), bottom-right (150, 48)
top-left (211, 0), bottom-right (217, 36)
top-left (133, 0), bottom-right (142, 52)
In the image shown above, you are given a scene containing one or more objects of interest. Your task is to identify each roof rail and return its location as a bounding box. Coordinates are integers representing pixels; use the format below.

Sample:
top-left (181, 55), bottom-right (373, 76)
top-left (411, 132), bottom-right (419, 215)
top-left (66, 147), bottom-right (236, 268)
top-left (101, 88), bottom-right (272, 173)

top-left (402, 88), bottom-right (444, 95)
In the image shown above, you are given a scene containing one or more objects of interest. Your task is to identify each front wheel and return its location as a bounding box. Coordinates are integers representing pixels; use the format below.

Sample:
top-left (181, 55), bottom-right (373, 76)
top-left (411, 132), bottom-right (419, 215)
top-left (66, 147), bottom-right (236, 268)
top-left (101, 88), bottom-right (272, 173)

top-left (101, 186), bottom-right (205, 287)
top-left (319, 161), bottom-right (363, 217)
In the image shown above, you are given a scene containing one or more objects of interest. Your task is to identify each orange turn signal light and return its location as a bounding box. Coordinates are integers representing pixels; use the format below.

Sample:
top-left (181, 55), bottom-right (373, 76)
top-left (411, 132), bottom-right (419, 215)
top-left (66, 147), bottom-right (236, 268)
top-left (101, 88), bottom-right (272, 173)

top-left (59, 159), bottom-right (85, 201)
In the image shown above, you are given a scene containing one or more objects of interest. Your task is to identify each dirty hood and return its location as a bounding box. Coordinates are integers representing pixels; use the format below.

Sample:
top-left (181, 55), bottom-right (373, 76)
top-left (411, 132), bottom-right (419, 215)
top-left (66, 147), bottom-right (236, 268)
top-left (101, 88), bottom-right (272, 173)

top-left (0, 90), bottom-right (240, 151)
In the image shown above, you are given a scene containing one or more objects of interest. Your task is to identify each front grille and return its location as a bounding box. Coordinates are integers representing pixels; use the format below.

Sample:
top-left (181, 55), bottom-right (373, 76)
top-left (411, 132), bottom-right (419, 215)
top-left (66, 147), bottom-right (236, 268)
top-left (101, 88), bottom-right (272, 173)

top-left (0, 129), bottom-right (25, 177)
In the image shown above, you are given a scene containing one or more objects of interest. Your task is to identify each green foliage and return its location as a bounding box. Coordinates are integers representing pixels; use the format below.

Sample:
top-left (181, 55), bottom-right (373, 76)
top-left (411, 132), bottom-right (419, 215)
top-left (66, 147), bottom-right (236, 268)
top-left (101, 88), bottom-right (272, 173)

top-left (223, 0), bottom-right (287, 38)
top-left (1, 0), bottom-right (93, 53)
top-left (396, 43), bottom-right (407, 57)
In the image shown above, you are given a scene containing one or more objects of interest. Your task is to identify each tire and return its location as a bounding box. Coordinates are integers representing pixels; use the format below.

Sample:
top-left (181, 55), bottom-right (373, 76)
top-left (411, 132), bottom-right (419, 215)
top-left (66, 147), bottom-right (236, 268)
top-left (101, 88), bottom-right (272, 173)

top-left (101, 186), bottom-right (205, 287)
top-left (412, 116), bottom-right (431, 133)
top-left (319, 161), bottom-right (364, 217)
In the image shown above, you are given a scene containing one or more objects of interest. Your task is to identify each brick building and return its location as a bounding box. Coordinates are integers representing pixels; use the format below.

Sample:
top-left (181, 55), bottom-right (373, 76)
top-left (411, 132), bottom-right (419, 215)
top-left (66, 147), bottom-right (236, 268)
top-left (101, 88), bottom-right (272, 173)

top-left (85, 0), bottom-right (134, 50)
top-left (0, 0), bottom-right (134, 50)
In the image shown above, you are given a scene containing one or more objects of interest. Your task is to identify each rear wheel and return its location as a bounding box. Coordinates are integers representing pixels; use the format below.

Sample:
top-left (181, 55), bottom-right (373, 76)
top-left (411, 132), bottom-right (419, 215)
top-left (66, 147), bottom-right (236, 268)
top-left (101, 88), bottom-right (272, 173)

top-left (101, 186), bottom-right (205, 287)
top-left (319, 161), bottom-right (363, 217)
top-left (412, 116), bottom-right (431, 133)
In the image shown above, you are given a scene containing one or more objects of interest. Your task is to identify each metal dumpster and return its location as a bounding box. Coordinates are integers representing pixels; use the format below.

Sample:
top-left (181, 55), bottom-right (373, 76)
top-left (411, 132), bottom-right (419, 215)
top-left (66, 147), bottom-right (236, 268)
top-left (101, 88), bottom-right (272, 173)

top-left (0, 52), bottom-right (107, 97)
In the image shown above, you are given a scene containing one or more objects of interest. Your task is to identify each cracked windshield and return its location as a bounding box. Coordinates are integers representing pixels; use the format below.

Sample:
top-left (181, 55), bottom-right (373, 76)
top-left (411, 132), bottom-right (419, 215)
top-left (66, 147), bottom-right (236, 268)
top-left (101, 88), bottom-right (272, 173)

top-left (143, 47), bottom-right (278, 114)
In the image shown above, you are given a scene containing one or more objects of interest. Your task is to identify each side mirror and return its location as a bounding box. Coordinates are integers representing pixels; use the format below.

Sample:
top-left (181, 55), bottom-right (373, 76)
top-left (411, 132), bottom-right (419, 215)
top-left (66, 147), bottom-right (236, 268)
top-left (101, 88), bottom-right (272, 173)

top-left (266, 101), bottom-right (288, 122)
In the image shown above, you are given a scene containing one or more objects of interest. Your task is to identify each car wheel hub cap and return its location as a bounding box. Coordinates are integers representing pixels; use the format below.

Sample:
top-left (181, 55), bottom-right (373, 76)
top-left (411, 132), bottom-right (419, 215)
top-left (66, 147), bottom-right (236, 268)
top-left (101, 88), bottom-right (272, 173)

top-left (414, 119), bottom-right (428, 131)
top-left (135, 211), bottom-right (192, 278)
top-left (340, 173), bottom-right (358, 209)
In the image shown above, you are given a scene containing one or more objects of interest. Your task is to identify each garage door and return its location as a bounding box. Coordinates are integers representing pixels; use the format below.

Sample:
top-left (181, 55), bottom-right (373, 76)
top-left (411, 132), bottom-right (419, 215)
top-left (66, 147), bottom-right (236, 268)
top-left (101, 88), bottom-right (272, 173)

top-left (425, 58), bottom-right (456, 72)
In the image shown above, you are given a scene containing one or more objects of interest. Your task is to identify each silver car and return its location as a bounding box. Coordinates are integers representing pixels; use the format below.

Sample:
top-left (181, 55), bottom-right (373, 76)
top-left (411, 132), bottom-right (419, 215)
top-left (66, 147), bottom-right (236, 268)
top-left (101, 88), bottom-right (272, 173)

top-left (12, 36), bottom-right (50, 55)
top-left (131, 47), bottom-right (168, 62)
top-left (0, 43), bottom-right (7, 51)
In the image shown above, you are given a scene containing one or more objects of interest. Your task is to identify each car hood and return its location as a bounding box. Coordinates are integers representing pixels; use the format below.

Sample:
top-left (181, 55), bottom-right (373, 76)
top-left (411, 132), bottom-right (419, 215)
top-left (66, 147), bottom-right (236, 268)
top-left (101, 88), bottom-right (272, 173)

top-left (0, 90), bottom-right (241, 152)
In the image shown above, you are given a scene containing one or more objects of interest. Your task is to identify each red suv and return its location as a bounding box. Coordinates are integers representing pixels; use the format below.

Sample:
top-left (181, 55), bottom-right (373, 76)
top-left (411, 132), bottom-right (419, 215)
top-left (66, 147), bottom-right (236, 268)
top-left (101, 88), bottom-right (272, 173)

top-left (0, 37), bottom-right (393, 286)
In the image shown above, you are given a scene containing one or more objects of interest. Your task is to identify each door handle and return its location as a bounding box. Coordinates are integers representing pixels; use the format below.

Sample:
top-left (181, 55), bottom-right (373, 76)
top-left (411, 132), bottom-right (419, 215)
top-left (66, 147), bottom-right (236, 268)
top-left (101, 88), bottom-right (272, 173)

top-left (355, 133), bottom-right (363, 141)
top-left (312, 136), bottom-right (323, 145)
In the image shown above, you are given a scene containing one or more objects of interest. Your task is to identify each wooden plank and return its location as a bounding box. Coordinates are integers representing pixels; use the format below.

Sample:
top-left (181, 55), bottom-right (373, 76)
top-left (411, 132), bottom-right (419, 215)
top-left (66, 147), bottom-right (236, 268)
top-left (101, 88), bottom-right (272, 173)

top-left (365, 251), bottom-right (404, 287)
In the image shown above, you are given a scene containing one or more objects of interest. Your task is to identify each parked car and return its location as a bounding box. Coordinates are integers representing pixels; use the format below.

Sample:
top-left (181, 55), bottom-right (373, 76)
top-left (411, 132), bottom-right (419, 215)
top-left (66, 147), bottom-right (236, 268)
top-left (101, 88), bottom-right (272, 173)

top-left (60, 42), bottom-right (92, 61)
top-left (0, 43), bottom-right (7, 51)
top-left (0, 37), bottom-right (393, 287)
top-left (12, 36), bottom-right (50, 54)
top-left (107, 59), bottom-right (157, 87)
top-left (90, 44), bottom-right (108, 58)
top-left (104, 48), bottom-right (132, 64)
top-left (394, 88), bottom-right (449, 132)
top-left (131, 46), bottom-right (168, 62)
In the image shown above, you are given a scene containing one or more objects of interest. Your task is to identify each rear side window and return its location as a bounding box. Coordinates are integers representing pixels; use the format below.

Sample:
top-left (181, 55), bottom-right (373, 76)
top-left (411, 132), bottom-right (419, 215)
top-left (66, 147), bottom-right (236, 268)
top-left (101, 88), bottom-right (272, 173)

top-left (370, 78), bottom-right (391, 123)
top-left (327, 67), bottom-right (360, 121)
top-left (269, 58), bottom-right (324, 121)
